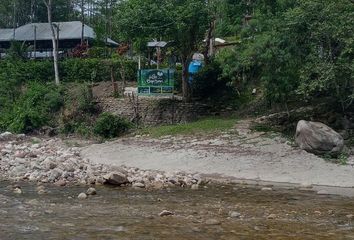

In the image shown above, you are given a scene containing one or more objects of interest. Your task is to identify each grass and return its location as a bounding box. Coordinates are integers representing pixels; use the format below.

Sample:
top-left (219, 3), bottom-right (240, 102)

top-left (250, 123), bottom-right (274, 133)
top-left (138, 117), bottom-right (237, 138)
top-left (322, 152), bottom-right (349, 165)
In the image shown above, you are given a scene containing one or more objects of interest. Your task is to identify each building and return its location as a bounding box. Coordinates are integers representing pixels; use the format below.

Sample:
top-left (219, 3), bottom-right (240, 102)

top-left (0, 21), bottom-right (118, 59)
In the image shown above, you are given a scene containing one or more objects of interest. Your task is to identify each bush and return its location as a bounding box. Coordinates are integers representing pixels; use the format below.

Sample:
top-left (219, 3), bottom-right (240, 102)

top-left (93, 113), bottom-right (131, 138)
top-left (191, 60), bottom-right (232, 100)
top-left (59, 84), bottom-right (97, 137)
top-left (0, 82), bottom-right (64, 133)
top-left (0, 57), bottom-right (138, 84)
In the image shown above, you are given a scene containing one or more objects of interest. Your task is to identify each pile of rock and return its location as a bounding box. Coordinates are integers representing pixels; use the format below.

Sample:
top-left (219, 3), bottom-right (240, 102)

top-left (0, 132), bottom-right (204, 189)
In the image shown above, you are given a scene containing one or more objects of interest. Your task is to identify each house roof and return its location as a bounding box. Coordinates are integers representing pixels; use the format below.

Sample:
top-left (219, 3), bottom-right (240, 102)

top-left (0, 29), bottom-right (14, 41)
top-left (147, 41), bottom-right (168, 48)
top-left (0, 21), bottom-right (118, 46)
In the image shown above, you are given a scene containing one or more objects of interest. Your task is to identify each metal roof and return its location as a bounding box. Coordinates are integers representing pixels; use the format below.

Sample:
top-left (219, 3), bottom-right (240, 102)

top-left (147, 41), bottom-right (168, 48)
top-left (0, 29), bottom-right (14, 41)
top-left (0, 21), bottom-right (118, 46)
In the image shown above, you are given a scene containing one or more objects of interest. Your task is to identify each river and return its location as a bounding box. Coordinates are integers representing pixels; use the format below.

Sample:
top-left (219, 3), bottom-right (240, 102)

top-left (1, 181), bottom-right (354, 239)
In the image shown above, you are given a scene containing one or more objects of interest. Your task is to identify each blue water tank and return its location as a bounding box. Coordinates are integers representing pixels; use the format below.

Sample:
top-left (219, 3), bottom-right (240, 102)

top-left (188, 60), bottom-right (203, 82)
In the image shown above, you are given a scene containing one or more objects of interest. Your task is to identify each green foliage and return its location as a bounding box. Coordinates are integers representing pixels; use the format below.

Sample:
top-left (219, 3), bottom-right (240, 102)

top-left (5, 41), bottom-right (30, 60)
top-left (140, 117), bottom-right (236, 138)
top-left (216, 0), bottom-right (354, 111)
top-left (58, 84), bottom-right (97, 137)
top-left (0, 58), bottom-right (138, 83)
top-left (93, 113), bottom-right (131, 139)
top-left (0, 82), bottom-right (63, 133)
top-left (191, 60), bottom-right (232, 100)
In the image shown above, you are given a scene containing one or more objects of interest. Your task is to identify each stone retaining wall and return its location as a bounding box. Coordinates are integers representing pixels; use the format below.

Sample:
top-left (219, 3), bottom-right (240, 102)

top-left (97, 96), bottom-right (235, 126)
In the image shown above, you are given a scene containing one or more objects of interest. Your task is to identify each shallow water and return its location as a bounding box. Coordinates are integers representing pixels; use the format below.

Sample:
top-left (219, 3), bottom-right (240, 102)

top-left (1, 182), bottom-right (354, 240)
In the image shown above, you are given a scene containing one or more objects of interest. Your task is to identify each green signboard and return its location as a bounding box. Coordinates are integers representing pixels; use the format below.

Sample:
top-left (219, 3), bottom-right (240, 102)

top-left (138, 69), bottom-right (175, 95)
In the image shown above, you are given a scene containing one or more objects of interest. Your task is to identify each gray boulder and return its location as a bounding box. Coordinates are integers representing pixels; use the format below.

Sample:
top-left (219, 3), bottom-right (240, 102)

top-left (103, 172), bottom-right (129, 185)
top-left (295, 120), bottom-right (344, 156)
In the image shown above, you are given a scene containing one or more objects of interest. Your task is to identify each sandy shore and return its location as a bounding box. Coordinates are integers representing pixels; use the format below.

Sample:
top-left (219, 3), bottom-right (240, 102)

top-left (82, 120), bottom-right (354, 188)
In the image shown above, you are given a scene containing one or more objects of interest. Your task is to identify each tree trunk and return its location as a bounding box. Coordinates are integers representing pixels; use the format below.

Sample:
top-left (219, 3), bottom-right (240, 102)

top-left (44, 0), bottom-right (60, 85)
top-left (203, 20), bottom-right (214, 64)
top-left (110, 65), bottom-right (118, 95)
top-left (81, 0), bottom-right (85, 45)
top-left (181, 56), bottom-right (191, 101)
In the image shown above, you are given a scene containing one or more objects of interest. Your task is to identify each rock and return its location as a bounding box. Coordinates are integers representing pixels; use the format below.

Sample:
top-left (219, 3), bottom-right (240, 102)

top-left (317, 190), bottom-right (329, 195)
top-left (191, 184), bottom-right (199, 190)
top-left (148, 181), bottom-right (164, 190)
top-left (55, 179), bottom-right (66, 187)
top-left (14, 151), bottom-right (27, 158)
top-left (261, 187), bottom-right (273, 191)
top-left (36, 185), bottom-right (45, 191)
top-left (86, 187), bottom-right (97, 195)
top-left (37, 189), bottom-right (46, 195)
top-left (95, 176), bottom-right (106, 185)
top-left (229, 211), bottom-right (241, 219)
top-left (10, 165), bottom-right (27, 177)
top-left (0, 132), bottom-right (13, 141)
top-left (132, 182), bottom-right (145, 188)
top-left (267, 214), bottom-right (276, 219)
top-left (205, 219), bottom-right (221, 225)
top-left (13, 187), bottom-right (22, 194)
top-left (346, 214), bottom-right (354, 219)
top-left (159, 210), bottom-right (174, 217)
top-left (300, 183), bottom-right (313, 189)
top-left (295, 120), bottom-right (344, 156)
top-left (78, 193), bottom-right (87, 199)
top-left (103, 172), bottom-right (129, 185)
top-left (48, 168), bottom-right (63, 182)
top-left (42, 159), bottom-right (57, 170)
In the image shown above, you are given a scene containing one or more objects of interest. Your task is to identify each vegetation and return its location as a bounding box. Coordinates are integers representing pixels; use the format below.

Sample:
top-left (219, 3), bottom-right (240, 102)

top-left (0, 58), bottom-right (137, 83)
top-left (0, 0), bottom-right (353, 138)
top-left (0, 82), bottom-right (63, 133)
top-left (215, 0), bottom-right (354, 112)
top-left (93, 113), bottom-right (131, 139)
top-left (139, 117), bottom-right (236, 138)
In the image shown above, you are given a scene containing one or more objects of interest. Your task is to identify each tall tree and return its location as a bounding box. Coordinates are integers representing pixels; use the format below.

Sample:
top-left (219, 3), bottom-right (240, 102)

top-left (43, 0), bottom-right (60, 85)
top-left (114, 0), bottom-right (209, 100)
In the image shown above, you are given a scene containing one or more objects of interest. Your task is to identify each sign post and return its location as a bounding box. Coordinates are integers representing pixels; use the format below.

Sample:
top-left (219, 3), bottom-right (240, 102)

top-left (138, 69), bottom-right (175, 96)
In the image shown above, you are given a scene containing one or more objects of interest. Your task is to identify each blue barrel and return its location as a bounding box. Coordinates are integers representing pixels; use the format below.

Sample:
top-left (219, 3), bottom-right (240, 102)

top-left (188, 60), bottom-right (203, 83)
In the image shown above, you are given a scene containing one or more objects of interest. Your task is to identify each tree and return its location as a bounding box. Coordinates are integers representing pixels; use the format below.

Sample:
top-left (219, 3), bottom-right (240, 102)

top-left (216, 0), bottom-right (353, 113)
top-left (43, 0), bottom-right (60, 85)
top-left (114, 0), bottom-right (209, 100)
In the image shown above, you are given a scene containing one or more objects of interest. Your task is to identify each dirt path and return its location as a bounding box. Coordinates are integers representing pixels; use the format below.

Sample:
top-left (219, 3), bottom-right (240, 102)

top-left (81, 120), bottom-right (354, 188)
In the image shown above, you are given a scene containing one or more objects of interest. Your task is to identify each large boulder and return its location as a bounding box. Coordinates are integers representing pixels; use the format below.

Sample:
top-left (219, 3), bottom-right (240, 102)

top-left (295, 120), bottom-right (344, 156)
top-left (103, 172), bottom-right (129, 185)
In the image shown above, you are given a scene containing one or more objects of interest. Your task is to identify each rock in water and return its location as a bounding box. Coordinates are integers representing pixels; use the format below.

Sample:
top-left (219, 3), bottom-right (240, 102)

top-left (229, 211), bottom-right (241, 219)
top-left (78, 193), bottom-right (87, 199)
top-left (103, 172), bottom-right (129, 186)
top-left (159, 210), bottom-right (174, 217)
top-left (86, 188), bottom-right (97, 195)
top-left (13, 187), bottom-right (22, 194)
top-left (295, 120), bottom-right (344, 156)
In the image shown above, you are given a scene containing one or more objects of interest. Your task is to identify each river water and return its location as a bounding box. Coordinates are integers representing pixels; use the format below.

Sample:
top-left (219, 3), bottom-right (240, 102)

top-left (1, 181), bottom-right (354, 240)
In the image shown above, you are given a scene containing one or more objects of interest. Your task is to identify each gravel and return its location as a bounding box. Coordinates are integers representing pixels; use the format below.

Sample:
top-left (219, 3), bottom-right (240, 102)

top-left (0, 132), bottom-right (202, 189)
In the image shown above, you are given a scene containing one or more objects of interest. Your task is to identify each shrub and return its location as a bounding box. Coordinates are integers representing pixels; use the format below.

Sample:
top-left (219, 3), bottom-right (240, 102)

top-left (191, 60), bottom-right (232, 100)
top-left (93, 113), bottom-right (131, 138)
top-left (59, 84), bottom-right (97, 137)
top-left (0, 82), bottom-right (64, 133)
top-left (0, 58), bottom-right (138, 84)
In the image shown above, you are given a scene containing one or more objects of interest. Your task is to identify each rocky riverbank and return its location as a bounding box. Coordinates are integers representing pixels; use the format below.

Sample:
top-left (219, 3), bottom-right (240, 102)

top-left (0, 132), bottom-right (203, 189)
